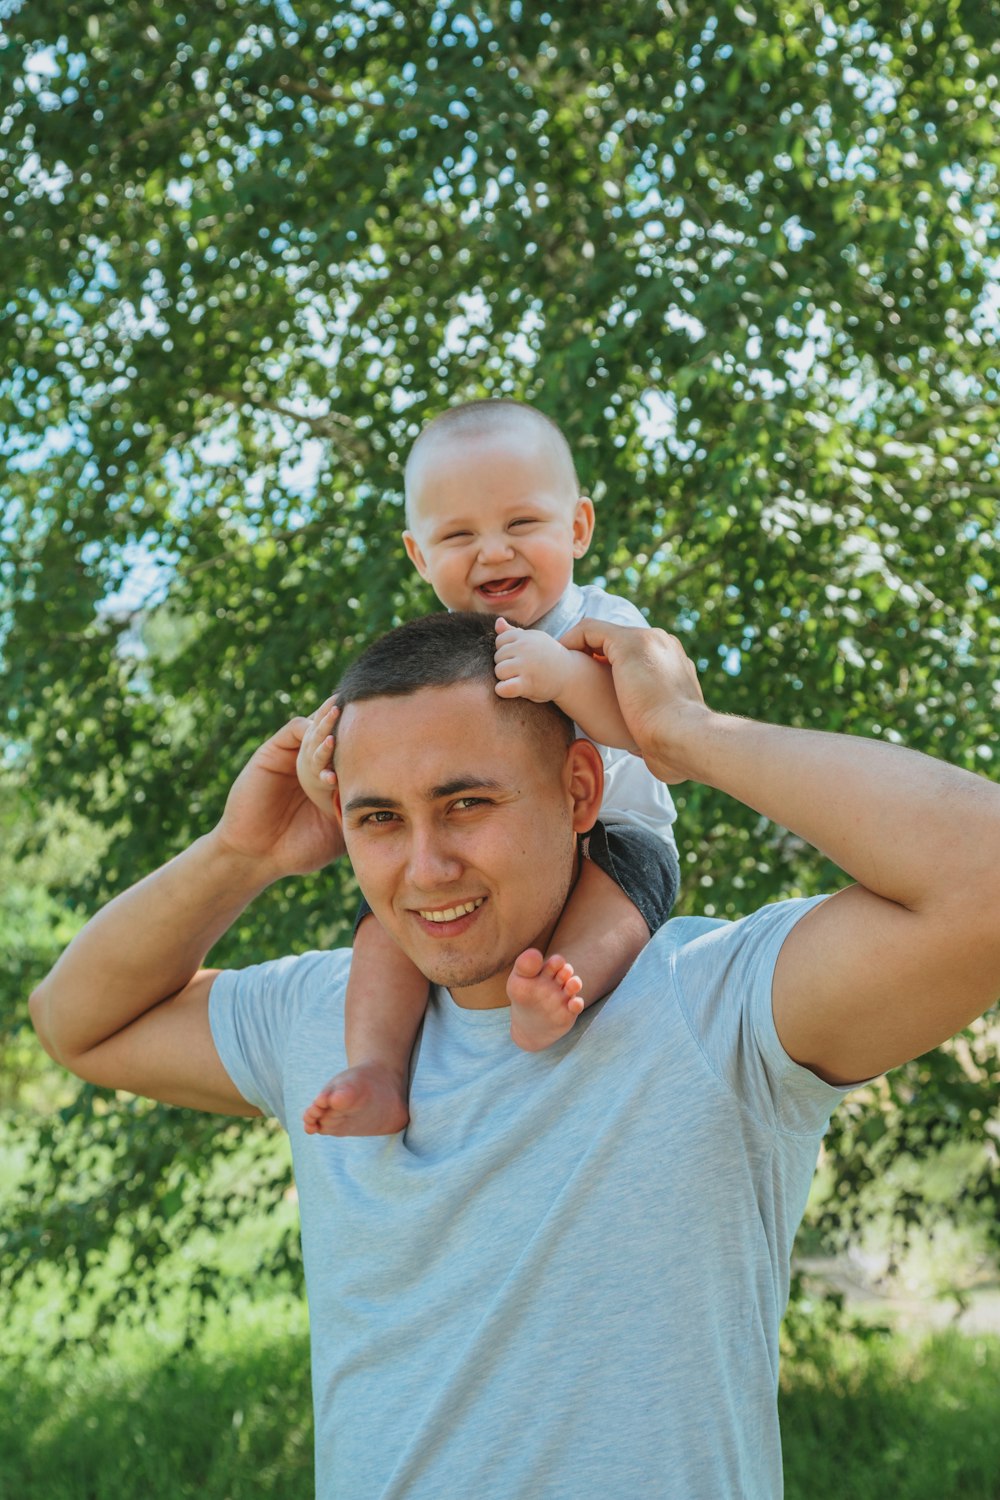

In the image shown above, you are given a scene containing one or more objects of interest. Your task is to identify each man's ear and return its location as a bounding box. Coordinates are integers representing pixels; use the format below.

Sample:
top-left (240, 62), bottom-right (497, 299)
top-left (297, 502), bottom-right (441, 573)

top-left (572, 497), bottom-right (596, 560)
top-left (564, 737), bottom-right (604, 832)
top-left (403, 530), bottom-right (432, 583)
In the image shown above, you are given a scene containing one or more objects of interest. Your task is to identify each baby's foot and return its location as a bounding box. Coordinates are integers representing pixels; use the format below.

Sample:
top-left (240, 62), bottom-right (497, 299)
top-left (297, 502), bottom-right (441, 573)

top-left (508, 948), bottom-right (585, 1052)
top-left (302, 1063), bottom-right (409, 1138)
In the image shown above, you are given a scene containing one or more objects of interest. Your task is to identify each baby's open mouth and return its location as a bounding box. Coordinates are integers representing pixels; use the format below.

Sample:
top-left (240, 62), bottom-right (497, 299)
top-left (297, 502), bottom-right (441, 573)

top-left (477, 578), bottom-right (527, 598)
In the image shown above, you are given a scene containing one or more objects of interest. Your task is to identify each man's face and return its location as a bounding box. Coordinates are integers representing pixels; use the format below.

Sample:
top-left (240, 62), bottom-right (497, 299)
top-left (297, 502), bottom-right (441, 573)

top-left (402, 425), bottom-right (595, 626)
top-left (334, 680), bottom-right (601, 1008)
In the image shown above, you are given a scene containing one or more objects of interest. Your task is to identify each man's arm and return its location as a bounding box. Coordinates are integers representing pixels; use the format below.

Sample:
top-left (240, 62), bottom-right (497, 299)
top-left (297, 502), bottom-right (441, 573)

top-left (29, 717), bottom-right (346, 1114)
top-left (560, 619), bottom-right (1000, 1085)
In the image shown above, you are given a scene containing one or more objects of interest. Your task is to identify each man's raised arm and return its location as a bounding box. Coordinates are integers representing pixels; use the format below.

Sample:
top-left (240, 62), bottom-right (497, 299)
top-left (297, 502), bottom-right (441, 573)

top-left (561, 619), bottom-right (1000, 1086)
top-left (29, 717), bottom-right (345, 1114)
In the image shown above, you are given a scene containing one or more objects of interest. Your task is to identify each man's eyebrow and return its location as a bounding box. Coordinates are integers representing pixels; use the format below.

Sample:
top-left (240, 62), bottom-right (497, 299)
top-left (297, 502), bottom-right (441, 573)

top-left (342, 793), bottom-right (401, 815)
top-left (429, 776), bottom-right (507, 800)
top-left (343, 777), bottom-right (508, 815)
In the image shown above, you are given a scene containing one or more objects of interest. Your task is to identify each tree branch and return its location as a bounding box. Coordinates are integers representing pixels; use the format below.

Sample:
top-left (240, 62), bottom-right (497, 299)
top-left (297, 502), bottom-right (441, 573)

top-left (205, 388), bottom-right (372, 462)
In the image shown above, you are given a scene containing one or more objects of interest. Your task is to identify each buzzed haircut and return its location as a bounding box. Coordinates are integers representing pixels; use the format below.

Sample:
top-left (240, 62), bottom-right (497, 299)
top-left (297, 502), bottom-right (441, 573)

top-left (336, 611), bottom-right (576, 756)
top-left (404, 399), bottom-right (580, 524)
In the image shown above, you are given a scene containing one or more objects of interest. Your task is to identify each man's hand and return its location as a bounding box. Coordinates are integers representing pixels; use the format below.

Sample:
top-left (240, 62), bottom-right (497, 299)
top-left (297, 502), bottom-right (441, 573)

top-left (216, 711), bottom-right (346, 877)
top-left (558, 619), bottom-right (709, 781)
top-left (494, 618), bottom-right (571, 702)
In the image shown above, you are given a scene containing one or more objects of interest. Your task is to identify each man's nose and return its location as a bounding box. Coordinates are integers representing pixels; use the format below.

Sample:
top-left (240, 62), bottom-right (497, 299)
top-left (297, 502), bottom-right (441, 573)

top-left (406, 829), bottom-right (463, 889)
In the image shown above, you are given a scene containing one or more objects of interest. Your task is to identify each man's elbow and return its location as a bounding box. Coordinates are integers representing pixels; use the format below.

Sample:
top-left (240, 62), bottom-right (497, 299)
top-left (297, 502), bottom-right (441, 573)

top-left (28, 982), bottom-right (71, 1069)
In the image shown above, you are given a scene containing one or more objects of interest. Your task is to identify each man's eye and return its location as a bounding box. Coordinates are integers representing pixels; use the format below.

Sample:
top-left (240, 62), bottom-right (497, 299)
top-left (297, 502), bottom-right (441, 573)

top-left (361, 810), bottom-right (398, 826)
top-left (452, 797), bottom-right (488, 811)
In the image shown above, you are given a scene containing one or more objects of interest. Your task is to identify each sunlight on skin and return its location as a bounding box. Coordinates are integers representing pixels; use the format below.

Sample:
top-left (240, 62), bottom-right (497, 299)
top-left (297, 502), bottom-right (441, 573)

top-left (302, 1062), bottom-right (410, 1138)
top-left (507, 948), bottom-right (585, 1052)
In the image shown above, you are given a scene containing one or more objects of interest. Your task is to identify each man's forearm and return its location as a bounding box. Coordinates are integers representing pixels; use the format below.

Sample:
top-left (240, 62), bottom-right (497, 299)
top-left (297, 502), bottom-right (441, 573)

top-left (652, 708), bottom-right (1000, 912)
top-left (30, 832), bottom-right (274, 1065)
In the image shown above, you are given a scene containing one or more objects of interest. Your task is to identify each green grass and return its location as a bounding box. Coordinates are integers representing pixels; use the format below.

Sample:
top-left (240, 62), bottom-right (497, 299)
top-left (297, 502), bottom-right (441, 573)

top-left (3, 1302), bottom-right (1000, 1498)
top-left (0, 1300), bottom-right (314, 1500)
top-left (781, 1328), bottom-right (1000, 1500)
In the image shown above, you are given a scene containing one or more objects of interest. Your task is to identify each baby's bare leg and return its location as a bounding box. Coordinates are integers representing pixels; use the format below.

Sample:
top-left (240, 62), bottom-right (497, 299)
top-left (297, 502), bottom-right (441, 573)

top-left (507, 858), bottom-right (648, 1051)
top-left (303, 916), bottom-right (429, 1137)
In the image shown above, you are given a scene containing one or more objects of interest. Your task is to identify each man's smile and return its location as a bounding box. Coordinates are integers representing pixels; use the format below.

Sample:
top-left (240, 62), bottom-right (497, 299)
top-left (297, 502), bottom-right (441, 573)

top-left (416, 897), bottom-right (486, 924)
top-left (410, 896), bottom-right (489, 938)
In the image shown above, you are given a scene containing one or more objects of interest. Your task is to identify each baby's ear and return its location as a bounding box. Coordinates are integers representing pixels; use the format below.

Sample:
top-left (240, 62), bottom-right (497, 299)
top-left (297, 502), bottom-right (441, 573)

top-left (403, 531), bottom-right (431, 581)
top-left (572, 497), bottom-right (596, 558)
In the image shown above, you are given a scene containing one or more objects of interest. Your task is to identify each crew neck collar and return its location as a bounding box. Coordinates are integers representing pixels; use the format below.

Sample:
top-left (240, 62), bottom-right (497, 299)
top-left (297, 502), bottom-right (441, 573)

top-left (429, 985), bottom-right (512, 1028)
top-left (533, 582), bottom-right (583, 640)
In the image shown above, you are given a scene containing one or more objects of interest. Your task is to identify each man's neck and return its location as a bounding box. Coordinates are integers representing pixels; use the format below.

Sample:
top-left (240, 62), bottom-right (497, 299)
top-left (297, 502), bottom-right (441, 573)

top-left (447, 974), bottom-right (513, 1011)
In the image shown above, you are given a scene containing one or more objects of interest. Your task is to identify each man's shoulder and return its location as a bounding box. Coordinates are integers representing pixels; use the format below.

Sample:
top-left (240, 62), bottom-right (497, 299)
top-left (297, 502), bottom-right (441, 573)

top-left (642, 898), bottom-right (828, 976)
top-left (208, 947), bottom-right (353, 1123)
top-left (213, 946), bottom-right (352, 1011)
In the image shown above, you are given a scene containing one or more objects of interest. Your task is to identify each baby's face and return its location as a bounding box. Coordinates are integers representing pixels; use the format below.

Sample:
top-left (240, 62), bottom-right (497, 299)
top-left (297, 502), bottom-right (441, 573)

top-left (403, 427), bottom-right (594, 626)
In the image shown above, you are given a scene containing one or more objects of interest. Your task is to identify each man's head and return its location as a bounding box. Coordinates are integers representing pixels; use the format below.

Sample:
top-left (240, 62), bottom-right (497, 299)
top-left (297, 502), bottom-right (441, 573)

top-left (402, 400), bottom-right (595, 626)
top-left (333, 612), bottom-right (604, 1008)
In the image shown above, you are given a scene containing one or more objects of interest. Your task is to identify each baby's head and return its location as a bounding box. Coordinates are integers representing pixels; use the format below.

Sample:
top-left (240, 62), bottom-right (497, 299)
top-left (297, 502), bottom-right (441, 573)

top-left (402, 399), bottom-right (595, 626)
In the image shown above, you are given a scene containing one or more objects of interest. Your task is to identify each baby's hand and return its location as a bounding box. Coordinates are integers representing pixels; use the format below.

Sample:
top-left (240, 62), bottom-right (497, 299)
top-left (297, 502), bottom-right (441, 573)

top-left (296, 695), bottom-right (340, 816)
top-left (494, 617), bottom-right (571, 702)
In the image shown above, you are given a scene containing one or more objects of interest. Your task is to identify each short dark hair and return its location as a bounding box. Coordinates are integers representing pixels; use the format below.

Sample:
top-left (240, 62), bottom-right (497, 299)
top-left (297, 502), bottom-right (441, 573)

top-left (336, 612), bottom-right (575, 753)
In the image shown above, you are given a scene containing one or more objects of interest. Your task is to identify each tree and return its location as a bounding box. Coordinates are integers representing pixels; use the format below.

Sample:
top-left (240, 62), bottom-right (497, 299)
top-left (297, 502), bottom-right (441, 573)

top-left (2, 0), bottom-right (998, 1337)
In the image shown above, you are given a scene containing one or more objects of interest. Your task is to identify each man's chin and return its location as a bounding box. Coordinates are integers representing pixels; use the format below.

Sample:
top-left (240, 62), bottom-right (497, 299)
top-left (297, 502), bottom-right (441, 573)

top-left (406, 938), bottom-right (529, 998)
top-left (419, 954), bottom-right (512, 993)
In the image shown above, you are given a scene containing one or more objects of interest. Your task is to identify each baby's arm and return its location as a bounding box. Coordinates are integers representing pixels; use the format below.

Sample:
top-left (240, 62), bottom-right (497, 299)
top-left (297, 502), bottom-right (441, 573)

top-left (493, 619), bottom-right (639, 753)
top-left (296, 695), bottom-right (340, 814)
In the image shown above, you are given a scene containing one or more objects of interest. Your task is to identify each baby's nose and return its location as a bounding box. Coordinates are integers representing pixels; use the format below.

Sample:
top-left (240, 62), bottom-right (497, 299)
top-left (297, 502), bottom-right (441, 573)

top-left (478, 532), bottom-right (515, 561)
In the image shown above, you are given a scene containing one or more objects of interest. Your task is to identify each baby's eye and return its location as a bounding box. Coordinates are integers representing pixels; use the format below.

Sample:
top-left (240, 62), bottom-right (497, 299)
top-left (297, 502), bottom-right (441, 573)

top-left (508, 517), bottom-right (536, 529)
top-left (443, 530), bottom-right (473, 542)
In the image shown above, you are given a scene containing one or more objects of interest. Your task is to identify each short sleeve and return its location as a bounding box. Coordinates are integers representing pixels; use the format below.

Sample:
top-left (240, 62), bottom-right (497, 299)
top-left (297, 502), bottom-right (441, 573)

top-left (209, 949), bottom-right (347, 1126)
top-left (668, 898), bottom-right (857, 1134)
top-left (572, 584), bottom-right (648, 630)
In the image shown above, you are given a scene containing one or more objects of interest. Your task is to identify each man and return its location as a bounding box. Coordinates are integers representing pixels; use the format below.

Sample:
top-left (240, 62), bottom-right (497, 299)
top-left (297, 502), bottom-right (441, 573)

top-left (31, 610), bottom-right (1000, 1499)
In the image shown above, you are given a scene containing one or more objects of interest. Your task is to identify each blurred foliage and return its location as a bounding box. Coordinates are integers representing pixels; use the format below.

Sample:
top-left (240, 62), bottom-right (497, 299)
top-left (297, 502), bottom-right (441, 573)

top-left (0, 780), bottom-right (111, 1108)
top-left (1, 0), bottom-right (997, 1340)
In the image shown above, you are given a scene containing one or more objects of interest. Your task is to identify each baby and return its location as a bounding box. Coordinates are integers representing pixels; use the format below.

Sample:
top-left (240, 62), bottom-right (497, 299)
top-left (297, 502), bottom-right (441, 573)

top-left (298, 399), bottom-right (680, 1136)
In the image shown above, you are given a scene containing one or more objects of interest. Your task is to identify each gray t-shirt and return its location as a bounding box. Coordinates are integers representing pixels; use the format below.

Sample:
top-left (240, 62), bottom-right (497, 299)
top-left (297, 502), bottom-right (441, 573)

top-left (210, 896), bottom-right (851, 1499)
